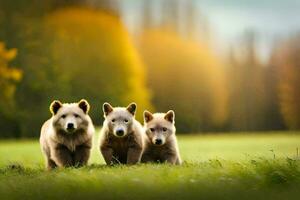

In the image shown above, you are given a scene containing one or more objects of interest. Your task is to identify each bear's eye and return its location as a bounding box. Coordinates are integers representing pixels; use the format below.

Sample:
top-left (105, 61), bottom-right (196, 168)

top-left (112, 119), bottom-right (116, 123)
top-left (150, 128), bottom-right (155, 132)
top-left (162, 127), bottom-right (167, 132)
top-left (61, 114), bottom-right (66, 119)
top-left (124, 119), bottom-right (129, 123)
top-left (74, 114), bottom-right (79, 118)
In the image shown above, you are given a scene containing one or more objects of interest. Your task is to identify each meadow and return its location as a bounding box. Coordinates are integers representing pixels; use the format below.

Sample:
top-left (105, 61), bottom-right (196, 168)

top-left (0, 132), bottom-right (300, 200)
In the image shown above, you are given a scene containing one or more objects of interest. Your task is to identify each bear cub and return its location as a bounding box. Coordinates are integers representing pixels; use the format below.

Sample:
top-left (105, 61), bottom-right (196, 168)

top-left (40, 99), bottom-right (94, 170)
top-left (99, 102), bottom-right (144, 165)
top-left (141, 110), bottom-right (182, 165)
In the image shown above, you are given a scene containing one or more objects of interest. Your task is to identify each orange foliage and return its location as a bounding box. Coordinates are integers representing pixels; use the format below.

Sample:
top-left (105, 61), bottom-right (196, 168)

top-left (139, 30), bottom-right (228, 131)
top-left (0, 42), bottom-right (22, 110)
top-left (275, 37), bottom-right (300, 129)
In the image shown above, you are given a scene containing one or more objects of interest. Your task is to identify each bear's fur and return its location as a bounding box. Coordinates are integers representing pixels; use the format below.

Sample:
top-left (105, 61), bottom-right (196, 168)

top-left (40, 99), bottom-right (94, 170)
top-left (141, 110), bottom-right (182, 165)
top-left (99, 102), bottom-right (144, 165)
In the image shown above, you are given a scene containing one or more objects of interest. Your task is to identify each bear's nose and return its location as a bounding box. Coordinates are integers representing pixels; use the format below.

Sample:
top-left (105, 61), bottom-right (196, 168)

top-left (155, 139), bottom-right (162, 145)
top-left (116, 129), bottom-right (124, 136)
top-left (67, 123), bottom-right (74, 129)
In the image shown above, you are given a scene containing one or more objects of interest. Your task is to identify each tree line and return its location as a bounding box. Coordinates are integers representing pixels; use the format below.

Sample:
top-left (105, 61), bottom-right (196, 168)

top-left (0, 0), bottom-right (299, 137)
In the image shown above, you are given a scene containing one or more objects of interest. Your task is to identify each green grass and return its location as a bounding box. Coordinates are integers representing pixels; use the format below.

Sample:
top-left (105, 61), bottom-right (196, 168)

top-left (0, 132), bottom-right (300, 200)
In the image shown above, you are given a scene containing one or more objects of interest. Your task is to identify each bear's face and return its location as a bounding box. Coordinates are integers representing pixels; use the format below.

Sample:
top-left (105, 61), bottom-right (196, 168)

top-left (50, 99), bottom-right (90, 134)
top-left (103, 102), bottom-right (137, 138)
top-left (143, 110), bottom-right (176, 146)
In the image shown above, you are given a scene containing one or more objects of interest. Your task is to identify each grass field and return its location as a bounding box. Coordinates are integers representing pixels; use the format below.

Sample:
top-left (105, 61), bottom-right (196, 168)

top-left (0, 132), bottom-right (300, 199)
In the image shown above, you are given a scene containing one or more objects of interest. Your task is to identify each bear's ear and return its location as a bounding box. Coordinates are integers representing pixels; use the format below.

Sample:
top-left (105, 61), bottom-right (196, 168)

top-left (143, 110), bottom-right (153, 123)
top-left (126, 102), bottom-right (137, 116)
top-left (50, 100), bottom-right (62, 115)
top-left (103, 102), bottom-right (113, 116)
top-left (78, 99), bottom-right (90, 114)
top-left (164, 110), bottom-right (175, 123)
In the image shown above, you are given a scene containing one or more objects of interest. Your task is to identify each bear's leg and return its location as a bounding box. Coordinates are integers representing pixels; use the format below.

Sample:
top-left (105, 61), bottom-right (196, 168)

top-left (52, 145), bottom-right (73, 167)
top-left (127, 146), bottom-right (143, 164)
top-left (47, 159), bottom-right (57, 170)
top-left (162, 152), bottom-right (178, 165)
top-left (175, 157), bottom-right (182, 165)
top-left (141, 153), bottom-right (155, 163)
top-left (73, 145), bottom-right (91, 167)
top-left (100, 145), bottom-right (114, 165)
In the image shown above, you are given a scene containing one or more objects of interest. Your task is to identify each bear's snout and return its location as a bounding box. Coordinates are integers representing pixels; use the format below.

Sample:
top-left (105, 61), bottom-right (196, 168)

top-left (116, 129), bottom-right (125, 137)
top-left (67, 123), bottom-right (75, 130)
top-left (154, 138), bottom-right (163, 145)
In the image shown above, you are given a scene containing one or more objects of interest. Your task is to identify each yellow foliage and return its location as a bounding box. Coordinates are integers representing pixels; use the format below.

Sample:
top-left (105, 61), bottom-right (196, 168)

top-left (0, 42), bottom-right (17, 61)
top-left (139, 30), bottom-right (228, 131)
top-left (43, 8), bottom-right (153, 121)
top-left (0, 42), bottom-right (22, 105)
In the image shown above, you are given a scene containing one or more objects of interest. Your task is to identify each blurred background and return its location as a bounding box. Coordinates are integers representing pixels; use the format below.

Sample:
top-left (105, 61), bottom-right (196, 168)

top-left (1, 0), bottom-right (300, 138)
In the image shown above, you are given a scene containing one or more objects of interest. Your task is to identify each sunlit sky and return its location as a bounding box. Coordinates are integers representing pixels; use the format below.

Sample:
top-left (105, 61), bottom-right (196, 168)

top-left (120, 0), bottom-right (300, 61)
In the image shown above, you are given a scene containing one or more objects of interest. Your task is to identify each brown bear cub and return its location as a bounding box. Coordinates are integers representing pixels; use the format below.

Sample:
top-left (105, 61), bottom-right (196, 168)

top-left (141, 110), bottom-right (182, 165)
top-left (40, 99), bottom-right (94, 170)
top-left (99, 102), bottom-right (144, 165)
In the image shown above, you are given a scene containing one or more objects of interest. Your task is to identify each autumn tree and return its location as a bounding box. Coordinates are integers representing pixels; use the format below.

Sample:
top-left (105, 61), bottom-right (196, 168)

top-left (274, 35), bottom-right (300, 129)
top-left (0, 42), bottom-right (22, 137)
top-left (0, 2), bottom-right (152, 137)
top-left (139, 30), bottom-right (228, 132)
top-left (43, 7), bottom-right (152, 123)
top-left (227, 31), bottom-right (285, 131)
top-left (0, 43), bottom-right (21, 107)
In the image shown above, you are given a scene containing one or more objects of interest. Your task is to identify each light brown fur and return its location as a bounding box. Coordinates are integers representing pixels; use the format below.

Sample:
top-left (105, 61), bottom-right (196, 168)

top-left (141, 110), bottom-right (182, 165)
top-left (99, 103), bottom-right (144, 165)
top-left (40, 99), bottom-right (94, 170)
